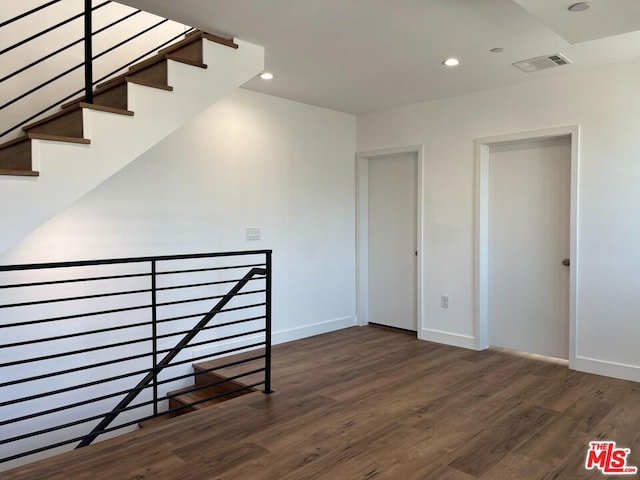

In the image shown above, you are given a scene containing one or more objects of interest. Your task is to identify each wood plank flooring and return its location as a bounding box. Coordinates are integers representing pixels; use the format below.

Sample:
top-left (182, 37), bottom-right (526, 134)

top-left (4, 326), bottom-right (639, 479)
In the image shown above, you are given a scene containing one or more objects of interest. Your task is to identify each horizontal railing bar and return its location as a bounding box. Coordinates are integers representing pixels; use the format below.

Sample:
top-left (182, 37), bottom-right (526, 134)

top-left (156, 288), bottom-right (266, 308)
top-left (0, 272), bottom-right (151, 290)
top-left (156, 310), bottom-right (264, 323)
top-left (89, 26), bottom-right (195, 87)
top-left (0, 251), bottom-right (271, 272)
top-left (191, 354), bottom-right (266, 377)
top-left (0, 365), bottom-right (263, 447)
top-left (0, 340), bottom-right (266, 400)
top-left (167, 342), bottom-right (266, 369)
top-left (0, 350), bottom-right (152, 389)
top-left (0, 0), bottom-right (62, 29)
top-left (0, 9), bottom-right (143, 84)
top-left (0, 365), bottom-right (152, 408)
top-left (156, 276), bottom-right (264, 291)
top-left (0, 287), bottom-right (151, 309)
top-left (93, 18), bottom-right (168, 61)
top-left (0, 86), bottom-right (84, 138)
top-left (0, 61), bottom-right (84, 111)
top-left (156, 263), bottom-right (267, 276)
top-left (167, 368), bottom-right (265, 400)
top-left (159, 329), bottom-right (267, 354)
top-left (0, 303), bottom-right (151, 329)
top-left (0, 328), bottom-right (265, 385)
top-left (157, 302), bottom-right (267, 324)
top-left (0, 319), bottom-right (152, 349)
top-left (0, 1), bottom-right (110, 57)
top-left (0, 397), bottom-right (153, 447)
top-left (0, 27), bottom-right (198, 138)
top-left (158, 381), bottom-right (264, 417)
top-left (0, 314), bottom-right (265, 350)
top-left (156, 316), bottom-right (266, 341)
top-left (0, 377), bottom-right (155, 427)
top-left (0, 366), bottom-right (265, 428)
top-left (0, 335), bottom-right (153, 368)
top-left (0, 381), bottom-right (264, 465)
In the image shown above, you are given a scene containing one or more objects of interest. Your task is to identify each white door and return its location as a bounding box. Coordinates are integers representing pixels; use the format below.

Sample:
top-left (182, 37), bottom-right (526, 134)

top-left (488, 137), bottom-right (571, 359)
top-left (368, 153), bottom-right (418, 331)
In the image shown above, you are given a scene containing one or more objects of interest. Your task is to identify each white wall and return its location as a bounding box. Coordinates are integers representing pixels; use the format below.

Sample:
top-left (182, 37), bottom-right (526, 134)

top-left (0, 88), bottom-right (356, 468)
top-left (357, 59), bottom-right (640, 382)
top-left (2, 86), bottom-right (357, 341)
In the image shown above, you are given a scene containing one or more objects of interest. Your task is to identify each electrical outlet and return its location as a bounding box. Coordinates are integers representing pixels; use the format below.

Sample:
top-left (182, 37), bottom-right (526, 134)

top-left (246, 227), bottom-right (261, 241)
top-left (441, 295), bottom-right (449, 309)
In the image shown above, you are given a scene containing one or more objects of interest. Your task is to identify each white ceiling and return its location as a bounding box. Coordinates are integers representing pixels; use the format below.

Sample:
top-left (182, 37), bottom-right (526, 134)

top-left (119, 0), bottom-right (640, 115)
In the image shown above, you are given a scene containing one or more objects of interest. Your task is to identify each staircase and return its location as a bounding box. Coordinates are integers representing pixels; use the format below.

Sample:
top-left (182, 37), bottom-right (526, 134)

top-left (0, 9), bottom-right (264, 255)
top-left (139, 349), bottom-right (265, 429)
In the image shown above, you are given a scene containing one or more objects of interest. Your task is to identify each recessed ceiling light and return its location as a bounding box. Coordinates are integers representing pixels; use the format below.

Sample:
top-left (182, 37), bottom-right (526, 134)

top-left (259, 72), bottom-right (274, 80)
top-left (490, 48), bottom-right (504, 53)
top-left (568, 2), bottom-right (591, 12)
top-left (442, 58), bottom-right (460, 67)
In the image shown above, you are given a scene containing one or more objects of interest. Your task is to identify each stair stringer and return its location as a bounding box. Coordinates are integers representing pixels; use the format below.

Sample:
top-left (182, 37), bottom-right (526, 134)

top-left (0, 39), bottom-right (264, 256)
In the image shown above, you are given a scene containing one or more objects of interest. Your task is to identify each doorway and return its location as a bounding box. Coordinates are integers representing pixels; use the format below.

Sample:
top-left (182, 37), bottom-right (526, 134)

top-left (475, 127), bottom-right (579, 364)
top-left (356, 146), bottom-right (423, 335)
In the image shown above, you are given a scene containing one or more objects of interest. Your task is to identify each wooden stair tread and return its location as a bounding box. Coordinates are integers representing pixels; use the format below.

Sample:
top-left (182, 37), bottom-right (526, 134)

top-left (123, 77), bottom-right (173, 91)
top-left (168, 385), bottom-right (234, 410)
top-left (165, 54), bottom-right (207, 69)
top-left (62, 77), bottom-right (171, 110)
top-left (0, 135), bottom-right (30, 150)
top-left (158, 30), bottom-right (237, 56)
top-left (96, 30), bottom-right (233, 90)
top-left (201, 32), bottom-right (239, 49)
top-left (95, 75), bottom-right (174, 94)
top-left (96, 58), bottom-right (169, 90)
top-left (27, 133), bottom-right (90, 145)
top-left (194, 349), bottom-right (267, 390)
top-left (22, 104), bottom-right (84, 132)
top-left (77, 102), bottom-right (133, 116)
top-left (0, 169), bottom-right (39, 177)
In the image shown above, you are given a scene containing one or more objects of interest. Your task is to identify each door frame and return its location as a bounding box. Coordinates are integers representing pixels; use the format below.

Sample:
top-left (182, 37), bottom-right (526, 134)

top-left (356, 145), bottom-right (424, 336)
top-left (475, 126), bottom-right (580, 366)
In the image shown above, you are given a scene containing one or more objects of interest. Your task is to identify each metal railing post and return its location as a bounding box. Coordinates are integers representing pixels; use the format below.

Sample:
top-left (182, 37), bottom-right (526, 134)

top-left (263, 251), bottom-right (273, 394)
top-left (151, 260), bottom-right (158, 416)
top-left (83, 0), bottom-right (93, 103)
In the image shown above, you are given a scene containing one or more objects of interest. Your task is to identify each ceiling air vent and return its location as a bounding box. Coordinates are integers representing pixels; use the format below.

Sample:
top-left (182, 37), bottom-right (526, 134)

top-left (512, 53), bottom-right (572, 73)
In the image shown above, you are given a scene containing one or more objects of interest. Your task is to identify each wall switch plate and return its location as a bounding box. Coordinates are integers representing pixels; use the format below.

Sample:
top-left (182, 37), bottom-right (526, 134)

top-left (441, 295), bottom-right (449, 309)
top-left (246, 227), bottom-right (261, 241)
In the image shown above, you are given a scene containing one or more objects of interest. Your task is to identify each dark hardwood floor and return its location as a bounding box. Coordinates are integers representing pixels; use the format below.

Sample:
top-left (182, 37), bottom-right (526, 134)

top-left (4, 326), bottom-right (639, 479)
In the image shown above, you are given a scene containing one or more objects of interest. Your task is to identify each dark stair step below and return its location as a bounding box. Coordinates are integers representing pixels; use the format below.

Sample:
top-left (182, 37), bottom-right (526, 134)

top-left (194, 348), bottom-right (267, 393)
top-left (0, 133), bottom-right (91, 176)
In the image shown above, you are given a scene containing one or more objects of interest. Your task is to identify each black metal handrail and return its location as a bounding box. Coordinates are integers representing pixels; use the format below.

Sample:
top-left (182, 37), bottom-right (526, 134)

top-left (0, 250), bottom-right (273, 466)
top-left (0, 0), bottom-right (193, 138)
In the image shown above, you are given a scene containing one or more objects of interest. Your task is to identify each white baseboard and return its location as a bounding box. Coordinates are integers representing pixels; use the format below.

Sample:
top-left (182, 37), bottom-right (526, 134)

top-left (191, 315), bottom-right (356, 359)
top-left (420, 328), bottom-right (477, 350)
top-left (573, 355), bottom-right (640, 383)
top-left (273, 316), bottom-right (357, 344)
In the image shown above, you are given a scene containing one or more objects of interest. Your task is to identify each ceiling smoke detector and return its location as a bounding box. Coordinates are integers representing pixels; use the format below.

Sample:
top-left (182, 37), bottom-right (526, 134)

top-left (568, 2), bottom-right (591, 12)
top-left (512, 53), bottom-right (572, 73)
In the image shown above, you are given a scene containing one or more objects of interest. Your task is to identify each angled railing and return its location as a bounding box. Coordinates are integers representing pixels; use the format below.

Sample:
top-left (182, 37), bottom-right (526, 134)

top-left (0, 250), bottom-right (273, 466)
top-left (0, 0), bottom-right (194, 138)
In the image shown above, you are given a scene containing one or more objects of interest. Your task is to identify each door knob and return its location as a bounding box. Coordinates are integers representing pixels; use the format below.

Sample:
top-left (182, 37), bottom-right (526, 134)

top-left (562, 258), bottom-right (570, 267)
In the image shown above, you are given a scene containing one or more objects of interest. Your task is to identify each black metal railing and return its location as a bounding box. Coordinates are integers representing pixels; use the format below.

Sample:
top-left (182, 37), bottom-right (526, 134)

top-left (0, 250), bottom-right (273, 466)
top-left (0, 0), bottom-right (194, 138)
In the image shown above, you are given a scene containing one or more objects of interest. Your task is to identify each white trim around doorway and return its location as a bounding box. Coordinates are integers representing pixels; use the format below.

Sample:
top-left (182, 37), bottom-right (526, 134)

top-left (355, 145), bottom-right (425, 338)
top-left (475, 126), bottom-right (580, 368)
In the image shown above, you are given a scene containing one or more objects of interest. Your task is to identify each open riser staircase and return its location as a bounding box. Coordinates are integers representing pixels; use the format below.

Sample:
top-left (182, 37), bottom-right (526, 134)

top-left (0, 2), bottom-right (264, 255)
top-left (0, 251), bottom-right (273, 470)
top-left (140, 350), bottom-right (265, 428)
